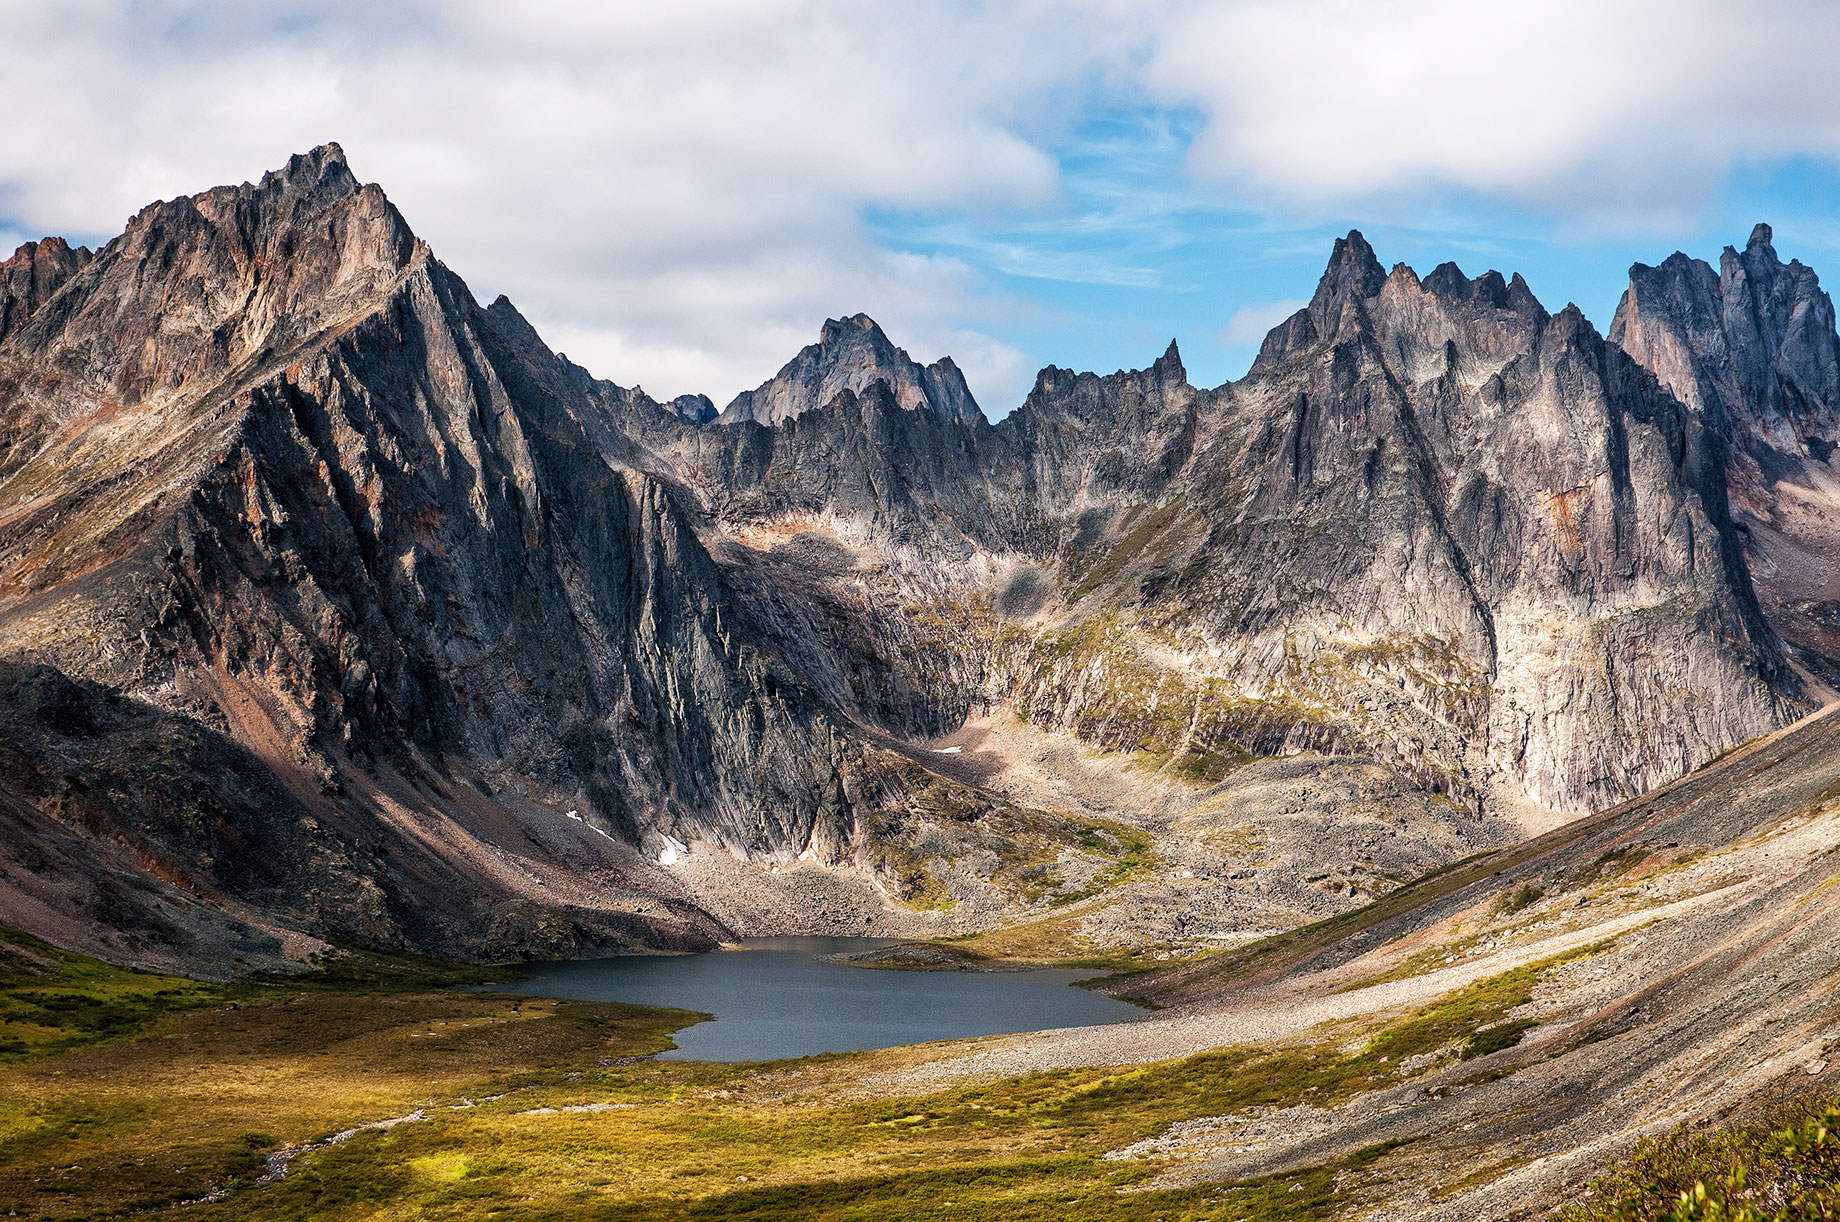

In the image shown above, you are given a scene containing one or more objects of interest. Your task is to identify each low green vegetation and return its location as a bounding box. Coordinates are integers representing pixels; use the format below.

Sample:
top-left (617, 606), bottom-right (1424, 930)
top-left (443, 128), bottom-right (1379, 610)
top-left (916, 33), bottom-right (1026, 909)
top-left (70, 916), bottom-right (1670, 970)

top-left (1020, 611), bottom-right (1335, 789)
top-left (1127, 832), bottom-right (1588, 1007)
top-left (1461, 1019), bottom-right (1537, 1060)
top-left (0, 922), bottom-right (518, 1062)
top-left (1563, 1095), bottom-right (1840, 1221)
top-left (0, 925), bottom-right (1603, 1220)
top-left (1494, 882), bottom-right (1546, 916)
top-left (1056, 819), bottom-right (1158, 906)
top-left (1064, 498), bottom-right (1188, 602)
top-left (0, 930), bottom-right (693, 1218)
top-left (934, 909), bottom-right (1149, 972)
top-left (0, 927), bottom-right (230, 1061)
top-left (1570, 844), bottom-right (1660, 888)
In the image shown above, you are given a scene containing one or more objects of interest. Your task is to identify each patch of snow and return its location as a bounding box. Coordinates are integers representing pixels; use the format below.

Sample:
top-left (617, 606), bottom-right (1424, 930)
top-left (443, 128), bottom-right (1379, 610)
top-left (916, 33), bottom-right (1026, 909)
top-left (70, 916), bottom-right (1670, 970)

top-left (934, 745), bottom-right (963, 754)
top-left (657, 832), bottom-right (689, 865)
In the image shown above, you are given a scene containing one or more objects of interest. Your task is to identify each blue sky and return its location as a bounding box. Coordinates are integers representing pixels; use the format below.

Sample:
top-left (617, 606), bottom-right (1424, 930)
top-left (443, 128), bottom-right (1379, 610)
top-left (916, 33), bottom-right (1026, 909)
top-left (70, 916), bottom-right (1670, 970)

top-left (6, 2), bottom-right (1840, 416)
top-left (872, 117), bottom-right (1840, 409)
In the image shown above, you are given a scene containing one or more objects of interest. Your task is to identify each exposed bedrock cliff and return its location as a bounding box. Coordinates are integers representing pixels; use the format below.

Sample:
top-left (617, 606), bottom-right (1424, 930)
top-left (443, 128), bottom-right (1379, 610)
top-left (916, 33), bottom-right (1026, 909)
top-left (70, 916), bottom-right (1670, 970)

top-left (0, 237), bottom-right (91, 344)
top-left (0, 146), bottom-right (995, 962)
top-left (1612, 222), bottom-right (1840, 686)
top-left (1199, 234), bottom-right (1799, 813)
top-left (632, 231), bottom-right (1802, 817)
top-left (717, 312), bottom-right (983, 427)
top-left (0, 145), bottom-right (1822, 969)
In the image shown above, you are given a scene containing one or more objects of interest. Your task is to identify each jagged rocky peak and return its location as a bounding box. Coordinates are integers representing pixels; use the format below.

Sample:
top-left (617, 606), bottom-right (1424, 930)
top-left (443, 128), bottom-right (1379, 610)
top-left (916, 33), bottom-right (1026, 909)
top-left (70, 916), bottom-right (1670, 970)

top-left (1258, 232), bottom-right (1552, 375)
top-left (670, 393), bottom-right (717, 424)
top-left (1612, 221), bottom-right (1840, 452)
top-left (0, 141), bottom-right (419, 408)
top-left (1151, 337), bottom-right (1185, 379)
top-left (1253, 232), bottom-right (1384, 362)
top-left (1220, 225), bottom-right (1800, 813)
top-left (1019, 338), bottom-right (1190, 423)
top-left (717, 312), bottom-right (983, 427)
top-left (1611, 223), bottom-right (1840, 683)
top-left (1308, 228), bottom-right (1387, 334)
top-left (0, 236), bottom-right (92, 342)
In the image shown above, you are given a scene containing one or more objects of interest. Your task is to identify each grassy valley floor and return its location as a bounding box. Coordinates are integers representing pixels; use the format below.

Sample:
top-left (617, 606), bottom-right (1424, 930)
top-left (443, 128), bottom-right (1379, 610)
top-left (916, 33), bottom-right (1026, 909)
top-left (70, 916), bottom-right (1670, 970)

top-left (0, 923), bottom-right (1628, 1221)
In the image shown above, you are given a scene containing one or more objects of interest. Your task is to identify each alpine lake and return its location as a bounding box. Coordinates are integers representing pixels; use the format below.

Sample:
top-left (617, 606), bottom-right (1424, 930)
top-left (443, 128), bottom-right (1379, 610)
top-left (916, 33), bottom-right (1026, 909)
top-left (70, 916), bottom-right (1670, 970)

top-left (476, 936), bottom-right (1141, 1061)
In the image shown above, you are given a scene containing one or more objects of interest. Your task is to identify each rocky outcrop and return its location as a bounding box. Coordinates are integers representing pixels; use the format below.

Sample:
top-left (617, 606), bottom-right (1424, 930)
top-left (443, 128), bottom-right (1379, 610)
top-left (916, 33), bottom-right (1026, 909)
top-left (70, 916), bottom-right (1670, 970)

top-left (0, 236), bottom-right (91, 343)
top-left (0, 147), bottom-right (1821, 970)
top-left (670, 392), bottom-right (717, 424)
top-left (671, 236), bottom-right (1802, 815)
top-left (0, 147), bottom-right (971, 964)
top-left (1195, 240), bottom-right (1798, 813)
top-left (996, 339), bottom-right (1201, 518)
top-left (1612, 224), bottom-right (1840, 683)
top-left (717, 313), bottom-right (983, 427)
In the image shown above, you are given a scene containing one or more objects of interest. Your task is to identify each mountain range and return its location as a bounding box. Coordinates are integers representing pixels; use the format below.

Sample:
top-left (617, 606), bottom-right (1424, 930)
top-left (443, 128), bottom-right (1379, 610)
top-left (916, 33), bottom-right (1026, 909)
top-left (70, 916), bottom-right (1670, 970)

top-left (0, 145), bottom-right (1835, 977)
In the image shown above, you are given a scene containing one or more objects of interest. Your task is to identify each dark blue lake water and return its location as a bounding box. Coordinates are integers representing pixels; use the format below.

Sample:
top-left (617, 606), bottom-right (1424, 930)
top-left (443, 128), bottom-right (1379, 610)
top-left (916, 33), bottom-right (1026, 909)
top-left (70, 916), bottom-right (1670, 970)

top-left (480, 937), bottom-right (1139, 1062)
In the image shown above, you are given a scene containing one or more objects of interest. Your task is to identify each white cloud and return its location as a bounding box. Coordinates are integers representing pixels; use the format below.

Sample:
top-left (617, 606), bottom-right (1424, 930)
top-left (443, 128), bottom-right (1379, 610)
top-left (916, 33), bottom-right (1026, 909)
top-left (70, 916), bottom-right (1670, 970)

top-left (7, 1), bottom-right (1840, 410)
top-left (1221, 299), bottom-right (1306, 347)
top-left (0, 0), bottom-right (1103, 406)
top-left (1146, 0), bottom-right (1840, 227)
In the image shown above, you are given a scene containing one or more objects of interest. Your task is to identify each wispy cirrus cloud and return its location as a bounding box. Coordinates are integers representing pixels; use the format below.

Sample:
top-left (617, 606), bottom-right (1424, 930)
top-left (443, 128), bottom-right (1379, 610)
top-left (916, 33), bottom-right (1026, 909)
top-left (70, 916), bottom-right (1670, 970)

top-left (1222, 299), bottom-right (1307, 348)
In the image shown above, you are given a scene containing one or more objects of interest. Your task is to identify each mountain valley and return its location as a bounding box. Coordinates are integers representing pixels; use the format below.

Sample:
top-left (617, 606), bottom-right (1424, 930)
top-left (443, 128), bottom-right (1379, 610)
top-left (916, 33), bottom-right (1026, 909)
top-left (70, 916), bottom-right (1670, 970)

top-left (4, 147), bottom-right (1840, 1219)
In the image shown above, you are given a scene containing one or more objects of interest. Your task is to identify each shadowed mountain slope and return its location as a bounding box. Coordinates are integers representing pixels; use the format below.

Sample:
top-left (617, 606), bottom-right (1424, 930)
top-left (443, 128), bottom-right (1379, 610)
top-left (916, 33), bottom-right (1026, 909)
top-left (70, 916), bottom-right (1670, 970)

top-left (0, 148), bottom-right (1827, 974)
top-left (0, 147), bottom-right (1010, 967)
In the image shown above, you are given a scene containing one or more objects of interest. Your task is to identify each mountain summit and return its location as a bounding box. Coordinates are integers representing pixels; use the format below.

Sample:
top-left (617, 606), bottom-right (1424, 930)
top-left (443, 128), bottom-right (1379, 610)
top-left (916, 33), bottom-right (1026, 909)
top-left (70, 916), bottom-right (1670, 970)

top-left (1612, 221), bottom-right (1840, 685)
top-left (717, 313), bottom-right (983, 426)
top-left (0, 149), bottom-right (1827, 982)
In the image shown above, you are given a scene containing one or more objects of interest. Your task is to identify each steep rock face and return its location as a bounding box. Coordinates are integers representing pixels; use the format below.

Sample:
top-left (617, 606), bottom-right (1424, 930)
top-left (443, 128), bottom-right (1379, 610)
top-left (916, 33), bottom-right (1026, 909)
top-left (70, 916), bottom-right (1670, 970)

top-left (601, 235), bottom-right (1802, 817)
top-left (717, 313), bottom-right (983, 427)
top-left (1611, 224), bottom-right (1840, 682)
top-left (0, 147), bottom-right (955, 962)
top-left (670, 392), bottom-right (716, 424)
top-left (703, 383), bottom-right (1003, 561)
top-left (997, 341), bottom-right (1203, 521)
top-left (0, 147), bottom-right (1819, 968)
top-left (1190, 241), bottom-right (1797, 812)
top-left (667, 236), bottom-right (1801, 815)
top-left (0, 237), bottom-right (92, 343)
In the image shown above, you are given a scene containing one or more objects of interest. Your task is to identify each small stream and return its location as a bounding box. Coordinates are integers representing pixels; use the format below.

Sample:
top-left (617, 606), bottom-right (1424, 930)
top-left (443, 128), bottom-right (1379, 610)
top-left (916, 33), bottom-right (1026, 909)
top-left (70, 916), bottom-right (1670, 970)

top-left (477, 937), bottom-right (1140, 1061)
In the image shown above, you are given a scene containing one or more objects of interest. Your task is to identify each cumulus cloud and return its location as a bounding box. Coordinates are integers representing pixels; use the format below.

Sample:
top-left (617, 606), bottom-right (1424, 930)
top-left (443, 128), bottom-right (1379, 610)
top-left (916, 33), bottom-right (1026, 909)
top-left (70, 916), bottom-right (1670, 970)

top-left (0, 0), bottom-right (1096, 403)
top-left (4, 1), bottom-right (1840, 407)
top-left (1147, 0), bottom-right (1840, 227)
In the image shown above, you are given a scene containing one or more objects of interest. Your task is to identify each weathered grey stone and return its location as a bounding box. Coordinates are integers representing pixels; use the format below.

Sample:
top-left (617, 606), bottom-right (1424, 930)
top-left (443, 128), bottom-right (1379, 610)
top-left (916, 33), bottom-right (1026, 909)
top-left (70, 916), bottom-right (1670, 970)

top-left (1612, 223), bottom-right (1840, 684)
top-left (0, 236), bottom-right (91, 343)
top-left (717, 312), bottom-right (983, 426)
top-left (0, 148), bottom-right (1822, 969)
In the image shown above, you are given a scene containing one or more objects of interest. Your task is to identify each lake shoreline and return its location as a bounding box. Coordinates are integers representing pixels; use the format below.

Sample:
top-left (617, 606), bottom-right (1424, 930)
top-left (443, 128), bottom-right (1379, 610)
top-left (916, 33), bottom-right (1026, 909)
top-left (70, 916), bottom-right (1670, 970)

top-left (474, 936), bottom-right (1141, 1062)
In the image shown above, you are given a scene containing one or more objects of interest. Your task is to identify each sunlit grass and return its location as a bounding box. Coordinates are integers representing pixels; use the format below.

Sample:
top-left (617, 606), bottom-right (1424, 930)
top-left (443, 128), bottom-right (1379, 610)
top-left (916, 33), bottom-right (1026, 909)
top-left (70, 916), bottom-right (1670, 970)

top-left (0, 915), bottom-right (1607, 1220)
